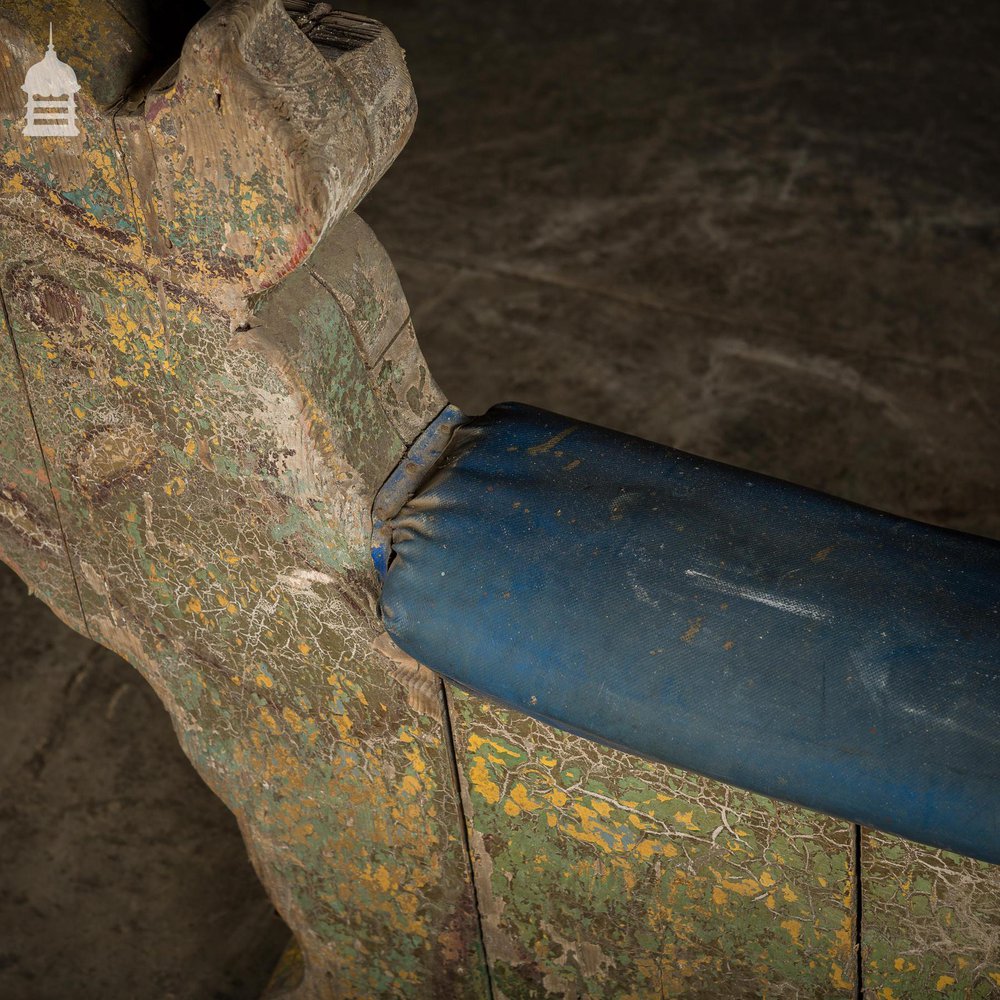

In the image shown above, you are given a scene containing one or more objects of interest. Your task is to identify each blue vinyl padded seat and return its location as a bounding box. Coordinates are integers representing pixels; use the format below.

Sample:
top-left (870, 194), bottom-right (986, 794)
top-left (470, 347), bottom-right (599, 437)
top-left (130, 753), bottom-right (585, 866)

top-left (380, 402), bottom-right (1000, 863)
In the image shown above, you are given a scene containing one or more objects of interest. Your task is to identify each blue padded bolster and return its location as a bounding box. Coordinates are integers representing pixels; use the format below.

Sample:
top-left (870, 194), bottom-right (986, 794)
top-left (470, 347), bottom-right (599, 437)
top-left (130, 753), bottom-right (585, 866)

top-left (380, 402), bottom-right (1000, 863)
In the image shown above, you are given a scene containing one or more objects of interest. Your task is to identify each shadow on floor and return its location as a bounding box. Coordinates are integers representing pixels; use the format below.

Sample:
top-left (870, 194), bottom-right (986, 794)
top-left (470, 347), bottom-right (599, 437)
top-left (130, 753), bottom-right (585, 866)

top-left (0, 564), bottom-right (290, 999)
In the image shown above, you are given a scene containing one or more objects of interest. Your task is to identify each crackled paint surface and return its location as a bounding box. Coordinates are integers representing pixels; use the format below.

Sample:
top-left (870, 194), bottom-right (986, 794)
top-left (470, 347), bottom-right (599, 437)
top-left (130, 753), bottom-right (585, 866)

top-left (0, 291), bottom-right (85, 629)
top-left (0, 3), bottom-right (486, 997)
top-left (1, 2), bottom-right (997, 998)
top-left (447, 688), bottom-right (856, 999)
top-left (861, 831), bottom-right (1000, 999)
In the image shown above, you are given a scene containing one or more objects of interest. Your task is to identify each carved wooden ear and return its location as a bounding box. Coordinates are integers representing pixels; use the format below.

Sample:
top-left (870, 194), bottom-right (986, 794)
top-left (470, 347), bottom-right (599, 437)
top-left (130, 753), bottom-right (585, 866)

top-left (133, 0), bottom-right (417, 298)
top-left (1, 0), bottom-right (415, 312)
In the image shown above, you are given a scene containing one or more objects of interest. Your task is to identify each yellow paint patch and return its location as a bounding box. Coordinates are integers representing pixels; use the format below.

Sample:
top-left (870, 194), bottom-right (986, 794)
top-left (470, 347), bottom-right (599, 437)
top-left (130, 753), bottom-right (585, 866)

top-left (470, 756), bottom-right (501, 804)
top-left (259, 708), bottom-right (280, 734)
top-left (282, 707), bottom-right (304, 733)
top-left (673, 809), bottom-right (699, 830)
top-left (468, 733), bottom-right (519, 758)
top-left (332, 713), bottom-right (353, 740)
top-left (562, 822), bottom-right (614, 854)
top-left (510, 783), bottom-right (542, 811)
top-left (721, 877), bottom-right (761, 898)
top-left (830, 963), bottom-right (852, 991)
top-left (781, 918), bottom-right (802, 945)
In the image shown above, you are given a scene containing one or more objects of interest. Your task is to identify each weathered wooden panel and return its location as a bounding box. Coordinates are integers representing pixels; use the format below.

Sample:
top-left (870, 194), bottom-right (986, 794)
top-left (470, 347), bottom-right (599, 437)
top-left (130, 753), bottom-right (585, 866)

top-left (0, 291), bottom-right (84, 632)
top-left (0, 4), bottom-right (489, 997)
top-left (861, 830), bottom-right (1000, 999)
top-left (447, 687), bottom-right (856, 999)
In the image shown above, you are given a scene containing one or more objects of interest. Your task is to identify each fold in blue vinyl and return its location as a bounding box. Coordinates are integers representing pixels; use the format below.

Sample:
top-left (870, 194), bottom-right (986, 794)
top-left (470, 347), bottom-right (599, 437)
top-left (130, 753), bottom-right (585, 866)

top-left (380, 403), bottom-right (1000, 863)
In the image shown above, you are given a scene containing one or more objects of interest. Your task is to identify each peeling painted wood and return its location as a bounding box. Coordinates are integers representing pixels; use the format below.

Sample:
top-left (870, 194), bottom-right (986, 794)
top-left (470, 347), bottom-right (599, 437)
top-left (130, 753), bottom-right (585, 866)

top-left (1, 2), bottom-right (996, 997)
top-left (0, 3), bottom-right (486, 997)
top-left (861, 830), bottom-right (1000, 999)
top-left (0, 286), bottom-right (86, 632)
top-left (447, 687), bottom-right (856, 998)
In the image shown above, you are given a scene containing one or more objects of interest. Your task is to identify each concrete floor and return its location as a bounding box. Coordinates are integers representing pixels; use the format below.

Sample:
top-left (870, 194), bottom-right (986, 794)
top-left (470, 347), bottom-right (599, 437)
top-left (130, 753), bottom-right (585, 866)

top-left (1, 0), bottom-right (997, 996)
